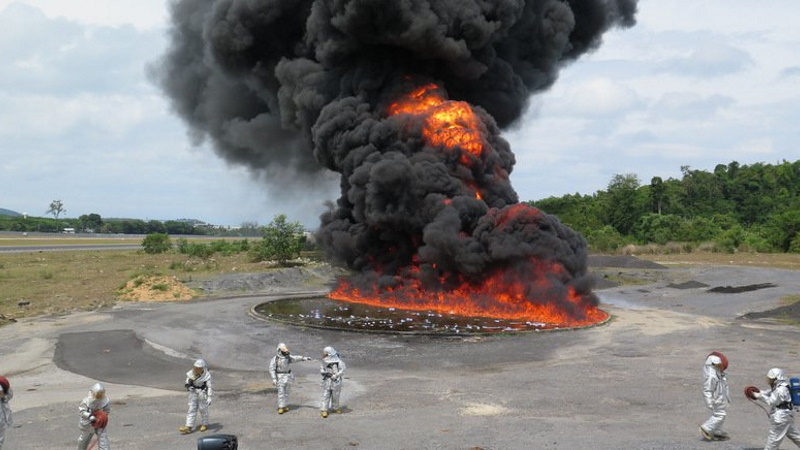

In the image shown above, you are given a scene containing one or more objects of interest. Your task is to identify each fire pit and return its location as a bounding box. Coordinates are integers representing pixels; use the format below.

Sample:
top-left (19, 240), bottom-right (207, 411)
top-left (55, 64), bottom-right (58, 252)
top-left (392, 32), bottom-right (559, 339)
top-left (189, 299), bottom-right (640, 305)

top-left (253, 296), bottom-right (609, 335)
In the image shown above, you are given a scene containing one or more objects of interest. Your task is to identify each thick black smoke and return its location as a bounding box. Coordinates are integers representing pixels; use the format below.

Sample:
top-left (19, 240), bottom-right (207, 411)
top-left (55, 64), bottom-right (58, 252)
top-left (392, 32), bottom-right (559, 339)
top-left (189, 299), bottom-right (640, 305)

top-left (154, 0), bottom-right (637, 312)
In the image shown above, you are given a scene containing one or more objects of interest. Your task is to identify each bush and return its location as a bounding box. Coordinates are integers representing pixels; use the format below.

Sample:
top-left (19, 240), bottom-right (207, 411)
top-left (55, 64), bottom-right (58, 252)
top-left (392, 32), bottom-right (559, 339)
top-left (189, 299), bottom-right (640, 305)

top-left (249, 215), bottom-right (305, 265)
top-left (586, 225), bottom-right (628, 252)
top-left (142, 233), bottom-right (172, 254)
top-left (740, 230), bottom-right (775, 253)
top-left (715, 225), bottom-right (745, 253)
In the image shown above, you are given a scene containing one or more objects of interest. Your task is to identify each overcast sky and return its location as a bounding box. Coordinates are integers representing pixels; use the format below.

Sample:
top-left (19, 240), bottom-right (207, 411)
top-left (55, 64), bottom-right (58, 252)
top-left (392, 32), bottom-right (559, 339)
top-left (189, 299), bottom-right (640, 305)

top-left (1, 1), bottom-right (798, 228)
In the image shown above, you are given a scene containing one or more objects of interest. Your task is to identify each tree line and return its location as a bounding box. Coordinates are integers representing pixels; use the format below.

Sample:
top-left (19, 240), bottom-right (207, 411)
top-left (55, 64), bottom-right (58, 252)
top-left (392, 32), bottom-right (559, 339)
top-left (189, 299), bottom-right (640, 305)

top-left (530, 160), bottom-right (800, 253)
top-left (0, 214), bottom-right (268, 237)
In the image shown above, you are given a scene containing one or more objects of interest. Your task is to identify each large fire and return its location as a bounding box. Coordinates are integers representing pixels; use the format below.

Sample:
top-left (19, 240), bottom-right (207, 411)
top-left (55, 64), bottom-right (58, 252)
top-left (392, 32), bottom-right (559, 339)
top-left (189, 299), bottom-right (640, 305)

top-left (328, 84), bottom-right (607, 329)
top-left (330, 258), bottom-right (607, 328)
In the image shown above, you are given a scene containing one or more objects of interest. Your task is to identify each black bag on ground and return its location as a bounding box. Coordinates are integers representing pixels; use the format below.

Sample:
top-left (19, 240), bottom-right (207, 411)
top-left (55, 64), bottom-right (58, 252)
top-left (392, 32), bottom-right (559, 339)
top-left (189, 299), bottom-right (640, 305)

top-left (197, 434), bottom-right (237, 450)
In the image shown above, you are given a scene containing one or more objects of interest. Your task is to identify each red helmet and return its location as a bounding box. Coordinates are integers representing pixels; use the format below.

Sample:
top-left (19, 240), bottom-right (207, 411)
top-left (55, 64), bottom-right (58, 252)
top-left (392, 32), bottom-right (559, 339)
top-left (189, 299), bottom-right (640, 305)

top-left (708, 351), bottom-right (728, 371)
top-left (0, 376), bottom-right (9, 393)
top-left (744, 385), bottom-right (760, 400)
top-left (92, 410), bottom-right (109, 429)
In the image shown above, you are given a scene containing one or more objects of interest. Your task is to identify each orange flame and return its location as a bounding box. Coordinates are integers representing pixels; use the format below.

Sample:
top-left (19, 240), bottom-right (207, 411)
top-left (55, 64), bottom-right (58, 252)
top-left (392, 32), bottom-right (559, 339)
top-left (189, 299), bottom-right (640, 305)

top-left (388, 84), bottom-right (483, 165)
top-left (330, 257), bottom-right (607, 328)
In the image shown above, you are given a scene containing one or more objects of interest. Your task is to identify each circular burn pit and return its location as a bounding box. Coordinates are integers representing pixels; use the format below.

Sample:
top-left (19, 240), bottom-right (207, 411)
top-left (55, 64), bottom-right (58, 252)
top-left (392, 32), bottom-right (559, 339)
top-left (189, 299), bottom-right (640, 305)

top-left (253, 296), bottom-right (609, 335)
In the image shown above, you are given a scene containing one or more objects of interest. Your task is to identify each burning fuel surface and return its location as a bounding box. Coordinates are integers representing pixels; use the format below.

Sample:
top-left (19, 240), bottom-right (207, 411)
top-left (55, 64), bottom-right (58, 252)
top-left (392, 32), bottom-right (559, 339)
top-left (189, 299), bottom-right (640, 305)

top-left (154, 0), bottom-right (638, 328)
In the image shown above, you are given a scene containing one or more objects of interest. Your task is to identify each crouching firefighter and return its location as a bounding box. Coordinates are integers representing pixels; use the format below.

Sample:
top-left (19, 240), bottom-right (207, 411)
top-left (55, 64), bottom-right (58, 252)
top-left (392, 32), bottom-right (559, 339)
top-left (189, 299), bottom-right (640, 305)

top-left (179, 359), bottom-right (214, 434)
top-left (319, 346), bottom-right (346, 418)
top-left (700, 351), bottom-right (731, 441)
top-left (749, 367), bottom-right (800, 450)
top-left (77, 382), bottom-right (111, 450)
top-left (269, 343), bottom-right (312, 414)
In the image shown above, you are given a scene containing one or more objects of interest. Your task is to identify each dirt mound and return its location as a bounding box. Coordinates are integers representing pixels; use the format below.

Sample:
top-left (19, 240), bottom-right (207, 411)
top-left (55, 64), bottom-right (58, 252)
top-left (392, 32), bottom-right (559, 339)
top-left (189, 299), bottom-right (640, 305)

top-left (588, 255), bottom-right (667, 269)
top-left (118, 276), bottom-right (196, 302)
top-left (740, 300), bottom-right (800, 322)
top-left (708, 283), bottom-right (777, 294)
top-left (190, 264), bottom-right (347, 295)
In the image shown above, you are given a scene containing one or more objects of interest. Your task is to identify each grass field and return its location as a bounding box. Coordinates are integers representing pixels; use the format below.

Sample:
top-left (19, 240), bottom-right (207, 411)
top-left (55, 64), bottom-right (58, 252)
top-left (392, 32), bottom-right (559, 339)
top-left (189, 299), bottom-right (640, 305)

top-left (0, 244), bottom-right (268, 321)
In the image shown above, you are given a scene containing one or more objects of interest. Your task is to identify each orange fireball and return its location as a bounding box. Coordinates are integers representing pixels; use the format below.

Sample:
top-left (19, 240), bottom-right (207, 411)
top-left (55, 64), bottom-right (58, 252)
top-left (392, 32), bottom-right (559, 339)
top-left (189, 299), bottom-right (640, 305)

top-left (388, 84), bottom-right (483, 165)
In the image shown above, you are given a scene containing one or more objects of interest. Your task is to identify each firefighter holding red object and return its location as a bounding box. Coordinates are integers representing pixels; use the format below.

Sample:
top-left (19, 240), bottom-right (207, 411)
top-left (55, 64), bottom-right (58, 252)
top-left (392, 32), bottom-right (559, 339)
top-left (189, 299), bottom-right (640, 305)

top-left (77, 382), bottom-right (111, 450)
top-left (700, 352), bottom-right (730, 441)
top-left (0, 376), bottom-right (13, 450)
top-left (749, 367), bottom-right (800, 450)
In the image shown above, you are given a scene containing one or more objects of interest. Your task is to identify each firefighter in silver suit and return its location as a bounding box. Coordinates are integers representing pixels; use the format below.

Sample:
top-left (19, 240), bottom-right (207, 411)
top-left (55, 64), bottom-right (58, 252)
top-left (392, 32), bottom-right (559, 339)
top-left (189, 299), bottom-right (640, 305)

top-left (269, 343), bottom-right (312, 414)
top-left (179, 359), bottom-right (214, 434)
top-left (319, 346), bottom-right (346, 418)
top-left (700, 352), bottom-right (730, 441)
top-left (0, 376), bottom-right (12, 450)
top-left (77, 382), bottom-right (111, 450)
top-left (752, 367), bottom-right (800, 450)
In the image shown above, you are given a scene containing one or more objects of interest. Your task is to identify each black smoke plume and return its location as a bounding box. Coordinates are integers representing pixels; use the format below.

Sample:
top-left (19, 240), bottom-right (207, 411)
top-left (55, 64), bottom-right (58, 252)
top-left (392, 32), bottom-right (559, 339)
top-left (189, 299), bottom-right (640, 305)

top-left (153, 0), bottom-right (637, 317)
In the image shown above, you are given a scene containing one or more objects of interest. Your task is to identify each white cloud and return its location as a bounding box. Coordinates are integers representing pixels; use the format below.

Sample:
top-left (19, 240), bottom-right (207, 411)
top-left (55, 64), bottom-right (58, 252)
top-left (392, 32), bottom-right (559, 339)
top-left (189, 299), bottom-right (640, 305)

top-left (0, 0), bottom-right (167, 29)
top-left (549, 78), bottom-right (640, 118)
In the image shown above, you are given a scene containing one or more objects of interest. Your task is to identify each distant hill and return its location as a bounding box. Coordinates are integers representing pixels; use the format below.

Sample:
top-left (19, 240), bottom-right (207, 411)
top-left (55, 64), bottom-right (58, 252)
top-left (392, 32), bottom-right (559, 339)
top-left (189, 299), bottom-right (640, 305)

top-left (0, 208), bottom-right (21, 217)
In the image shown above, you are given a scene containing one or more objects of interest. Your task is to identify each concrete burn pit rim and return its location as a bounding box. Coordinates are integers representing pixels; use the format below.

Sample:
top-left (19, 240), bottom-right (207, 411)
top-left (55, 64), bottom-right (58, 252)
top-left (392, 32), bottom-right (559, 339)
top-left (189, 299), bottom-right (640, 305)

top-left (252, 296), bottom-right (610, 335)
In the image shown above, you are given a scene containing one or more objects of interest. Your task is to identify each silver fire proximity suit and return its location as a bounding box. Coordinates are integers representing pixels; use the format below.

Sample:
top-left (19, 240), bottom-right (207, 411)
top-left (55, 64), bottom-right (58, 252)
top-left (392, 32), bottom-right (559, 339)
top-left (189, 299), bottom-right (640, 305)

top-left (77, 383), bottom-right (111, 450)
top-left (320, 346), bottom-right (346, 417)
top-left (0, 384), bottom-right (12, 450)
top-left (754, 368), bottom-right (800, 450)
top-left (269, 343), bottom-right (311, 412)
top-left (183, 359), bottom-right (213, 431)
top-left (700, 354), bottom-right (730, 439)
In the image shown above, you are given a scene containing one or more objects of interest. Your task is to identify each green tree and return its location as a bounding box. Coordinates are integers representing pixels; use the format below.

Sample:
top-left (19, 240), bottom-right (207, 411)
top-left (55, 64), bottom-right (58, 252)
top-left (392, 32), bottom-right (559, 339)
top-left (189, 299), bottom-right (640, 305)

top-left (78, 213), bottom-right (103, 232)
top-left (650, 176), bottom-right (665, 215)
top-left (250, 215), bottom-right (306, 265)
top-left (147, 220), bottom-right (166, 234)
top-left (142, 233), bottom-right (172, 254)
top-left (46, 200), bottom-right (66, 219)
top-left (602, 173), bottom-right (647, 235)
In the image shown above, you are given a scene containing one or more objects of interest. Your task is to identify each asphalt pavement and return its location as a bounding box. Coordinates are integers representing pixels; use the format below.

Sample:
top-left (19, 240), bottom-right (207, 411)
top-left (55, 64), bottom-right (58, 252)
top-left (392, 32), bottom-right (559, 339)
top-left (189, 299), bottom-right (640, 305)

top-left (2, 266), bottom-right (800, 449)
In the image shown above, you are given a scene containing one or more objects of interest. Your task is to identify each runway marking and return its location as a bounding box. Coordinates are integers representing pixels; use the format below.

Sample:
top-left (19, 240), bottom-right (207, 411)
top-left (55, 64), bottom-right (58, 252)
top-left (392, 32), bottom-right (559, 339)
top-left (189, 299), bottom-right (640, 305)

top-left (144, 338), bottom-right (191, 360)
